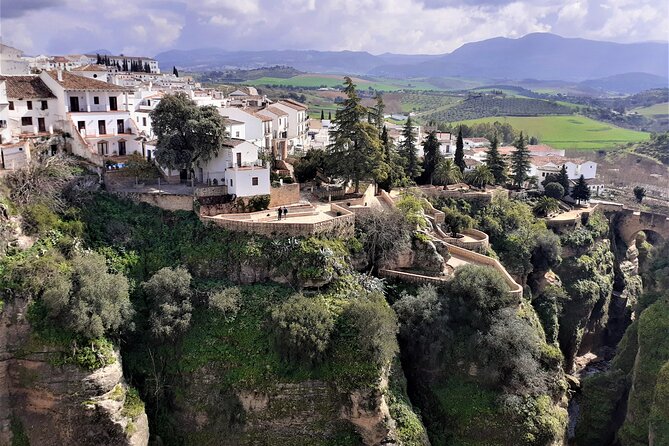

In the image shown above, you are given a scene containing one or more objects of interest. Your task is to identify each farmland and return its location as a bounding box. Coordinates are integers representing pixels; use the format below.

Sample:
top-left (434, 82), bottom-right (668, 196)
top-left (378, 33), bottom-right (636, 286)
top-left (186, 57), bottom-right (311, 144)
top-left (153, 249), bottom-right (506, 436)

top-left (453, 115), bottom-right (651, 150)
top-left (632, 102), bottom-right (669, 117)
top-left (244, 74), bottom-right (453, 91)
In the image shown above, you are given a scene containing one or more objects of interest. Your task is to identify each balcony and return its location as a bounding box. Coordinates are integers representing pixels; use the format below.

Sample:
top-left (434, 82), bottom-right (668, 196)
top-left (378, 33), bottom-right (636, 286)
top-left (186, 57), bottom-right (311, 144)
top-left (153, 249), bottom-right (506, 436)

top-left (226, 160), bottom-right (267, 170)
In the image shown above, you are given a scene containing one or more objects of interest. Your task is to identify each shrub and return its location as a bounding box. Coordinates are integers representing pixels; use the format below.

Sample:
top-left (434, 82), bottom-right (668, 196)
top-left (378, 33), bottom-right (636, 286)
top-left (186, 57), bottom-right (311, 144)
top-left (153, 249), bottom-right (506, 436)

top-left (125, 153), bottom-right (159, 179)
top-left (41, 251), bottom-right (133, 340)
top-left (544, 182), bottom-right (564, 199)
top-left (531, 231), bottom-right (562, 271)
top-left (209, 287), bottom-right (241, 321)
top-left (345, 294), bottom-right (398, 368)
top-left (271, 294), bottom-right (336, 365)
top-left (441, 206), bottom-right (475, 237)
top-left (247, 194), bottom-right (270, 212)
top-left (142, 266), bottom-right (193, 340)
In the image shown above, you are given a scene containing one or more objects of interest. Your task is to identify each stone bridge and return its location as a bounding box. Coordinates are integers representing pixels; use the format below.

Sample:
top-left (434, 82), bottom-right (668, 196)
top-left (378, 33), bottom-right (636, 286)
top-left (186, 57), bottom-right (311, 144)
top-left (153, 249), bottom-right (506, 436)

top-left (596, 201), bottom-right (669, 245)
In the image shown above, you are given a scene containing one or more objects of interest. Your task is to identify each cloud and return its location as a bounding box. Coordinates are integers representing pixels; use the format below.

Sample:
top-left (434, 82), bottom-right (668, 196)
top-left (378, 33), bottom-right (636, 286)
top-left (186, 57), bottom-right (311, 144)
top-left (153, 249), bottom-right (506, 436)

top-left (0, 0), bottom-right (60, 18)
top-left (1, 0), bottom-right (667, 56)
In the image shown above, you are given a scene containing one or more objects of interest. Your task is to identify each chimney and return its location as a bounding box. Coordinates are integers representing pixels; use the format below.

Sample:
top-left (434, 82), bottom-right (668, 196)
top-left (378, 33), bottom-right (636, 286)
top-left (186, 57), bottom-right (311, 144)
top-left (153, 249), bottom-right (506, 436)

top-left (57, 69), bottom-right (63, 82)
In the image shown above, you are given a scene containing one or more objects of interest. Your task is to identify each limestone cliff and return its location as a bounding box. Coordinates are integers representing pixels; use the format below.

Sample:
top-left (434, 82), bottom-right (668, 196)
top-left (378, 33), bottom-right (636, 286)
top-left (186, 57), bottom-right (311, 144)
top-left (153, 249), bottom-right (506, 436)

top-left (0, 297), bottom-right (149, 446)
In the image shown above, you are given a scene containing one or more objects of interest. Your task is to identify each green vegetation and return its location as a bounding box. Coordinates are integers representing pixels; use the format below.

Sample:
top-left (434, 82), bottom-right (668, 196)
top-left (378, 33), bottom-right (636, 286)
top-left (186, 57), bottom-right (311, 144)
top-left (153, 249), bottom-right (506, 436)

top-left (245, 74), bottom-right (446, 91)
top-left (453, 115), bottom-right (650, 149)
top-left (632, 102), bottom-right (669, 117)
top-left (634, 131), bottom-right (669, 164)
top-left (122, 387), bottom-right (146, 419)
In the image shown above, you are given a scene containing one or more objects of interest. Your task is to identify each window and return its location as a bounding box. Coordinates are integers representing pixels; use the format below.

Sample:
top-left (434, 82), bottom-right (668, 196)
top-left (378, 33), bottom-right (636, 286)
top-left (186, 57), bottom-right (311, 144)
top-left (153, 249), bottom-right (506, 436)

top-left (9, 101), bottom-right (14, 110)
top-left (94, 96), bottom-right (100, 105)
top-left (41, 100), bottom-right (48, 110)
top-left (27, 101), bottom-right (33, 110)
top-left (77, 121), bottom-right (85, 131)
top-left (235, 131), bottom-right (240, 137)
top-left (142, 117), bottom-right (147, 126)
top-left (109, 96), bottom-right (118, 111)
top-left (230, 179), bottom-right (233, 187)
top-left (21, 117), bottom-right (33, 126)
top-left (98, 119), bottom-right (106, 135)
top-left (252, 177), bottom-right (259, 186)
top-left (0, 120), bottom-right (6, 128)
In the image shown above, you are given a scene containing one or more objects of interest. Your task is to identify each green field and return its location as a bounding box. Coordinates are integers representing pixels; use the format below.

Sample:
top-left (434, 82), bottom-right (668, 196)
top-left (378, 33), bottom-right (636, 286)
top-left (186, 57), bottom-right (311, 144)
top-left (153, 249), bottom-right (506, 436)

top-left (632, 102), bottom-right (669, 117)
top-left (454, 115), bottom-right (650, 150)
top-left (244, 74), bottom-right (451, 91)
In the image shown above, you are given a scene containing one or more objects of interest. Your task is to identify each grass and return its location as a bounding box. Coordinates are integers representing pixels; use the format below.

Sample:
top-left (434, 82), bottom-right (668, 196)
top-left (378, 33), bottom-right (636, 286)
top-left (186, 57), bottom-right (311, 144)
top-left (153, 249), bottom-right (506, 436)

top-left (453, 115), bottom-right (650, 150)
top-left (632, 102), bottom-right (669, 117)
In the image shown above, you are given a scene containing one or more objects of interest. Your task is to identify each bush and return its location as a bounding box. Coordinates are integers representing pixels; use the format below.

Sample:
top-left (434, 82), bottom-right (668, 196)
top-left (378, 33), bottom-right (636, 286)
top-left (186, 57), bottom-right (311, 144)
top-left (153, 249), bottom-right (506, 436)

top-left (142, 266), bottom-right (193, 340)
top-left (544, 182), bottom-right (564, 199)
top-left (41, 251), bottom-right (133, 340)
top-left (209, 287), bottom-right (241, 321)
top-left (531, 231), bottom-right (562, 271)
top-left (442, 206), bottom-right (475, 237)
top-left (271, 294), bottom-right (336, 365)
top-left (247, 194), bottom-right (270, 212)
top-left (345, 294), bottom-right (398, 368)
top-left (560, 226), bottom-right (594, 249)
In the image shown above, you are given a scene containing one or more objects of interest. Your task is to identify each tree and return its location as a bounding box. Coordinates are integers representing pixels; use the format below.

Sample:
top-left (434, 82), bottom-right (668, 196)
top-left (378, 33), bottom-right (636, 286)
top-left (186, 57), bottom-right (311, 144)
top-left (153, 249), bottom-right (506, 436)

top-left (150, 93), bottom-right (227, 179)
top-left (293, 148), bottom-right (327, 183)
top-left (465, 165), bottom-right (494, 190)
top-left (556, 165), bottom-right (570, 192)
top-left (42, 251), bottom-right (133, 340)
top-left (368, 94), bottom-right (385, 135)
top-left (571, 174), bottom-right (591, 204)
top-left (454, 128), bottom-right (466, 173)
top-left (544, 182), bottom-right (565, 199)
top-left (96, 53), bottom-right (101, 64)
top-left (422, 130), bottom-right (442, 185)
top-left (633, 186), bottom-right (646, 203)
top-left (142, 266), bottom-right (193, 340)
top-left (173, 66), bottom-right (179, 77)
top-left (356, 208), bottom-right (413, 270)
top-left (327, 77), bottom-right (384, 193)
top-left (509, 132), bottom-right (531, 188)
top-left (533, 196), bottom-right (560, 217)
top-left (320, 109), bottom-right (324, 120)
top-left (485, 135), bottom-right (507, 184)
top-left (398, 116), bottom-right (422, 180)
top-left (377, 125), bottom-right (408, 192)
top-left (433, 159), bottom-right (462, 186)
top-left (442, 206), bottom-right (475, 237)
top-left (345, 294), bottom-right (398, 368)
top-left (529, 136), bottom-right (539, 145)
top-left (328, 111), bottom-right (332, 120)
top-left (271, 294), bottom-right (336, 365)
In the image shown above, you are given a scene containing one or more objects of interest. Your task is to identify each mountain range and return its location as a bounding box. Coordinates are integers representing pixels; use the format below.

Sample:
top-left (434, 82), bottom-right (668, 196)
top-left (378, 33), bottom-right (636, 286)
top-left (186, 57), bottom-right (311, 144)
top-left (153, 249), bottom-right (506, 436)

top-left (155, 33), bottom-right (669, 89)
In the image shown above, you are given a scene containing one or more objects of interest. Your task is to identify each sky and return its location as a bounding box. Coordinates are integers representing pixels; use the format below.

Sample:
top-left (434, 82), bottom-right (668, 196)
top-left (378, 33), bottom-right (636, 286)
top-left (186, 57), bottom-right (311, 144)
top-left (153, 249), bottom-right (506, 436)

top-left (2, 0), bottom-right (668, 57)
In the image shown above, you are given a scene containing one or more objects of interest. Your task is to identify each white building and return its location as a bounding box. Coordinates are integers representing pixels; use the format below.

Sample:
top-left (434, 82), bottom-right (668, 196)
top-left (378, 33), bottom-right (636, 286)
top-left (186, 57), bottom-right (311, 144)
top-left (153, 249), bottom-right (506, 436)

top-left (273, 99), bottom-right (309, 152)
top-left (85, 55), bottom-right (160, 74)
top-left (218, 106), bottom-right (273, 151)
top-left (463, 137), bottom-right (490, 149)
top-left (0, 75), bottom-right (60, 144)
top-left (257, 106), bottom-right (290, 160)
top-left (40, 70), bottom-right (142, 164)
top-left (195, 139), bottom-right (270, 197)
top-left (0, 44), bottom-right (30, 75)
top-left (436, 132), bottom-right (455, 157)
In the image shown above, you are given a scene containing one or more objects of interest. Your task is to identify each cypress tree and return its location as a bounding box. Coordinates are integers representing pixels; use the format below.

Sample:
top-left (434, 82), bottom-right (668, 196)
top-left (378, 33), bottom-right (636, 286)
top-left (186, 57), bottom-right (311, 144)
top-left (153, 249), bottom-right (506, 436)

top-left (96, 53), bottom-right (101, 64)
top-left (571, 174), bottom-right (591, 204)
top-left (398, 116), bottom-right (422, 180)
top-left (454, 128), bottom-right (466, 173)
top-left (556, 165), bottom-right (570, 192)
top-left (485, 135), bottom-right (507, 185)
top-left (422, 130), bottom-right (442, 185)
top-left (510, 132), bottom-right (531, 189)
top-left (328, 111), bottom-right (332, 120)
top-left (173, 66), bottom-right (179, 77)
top-left (320, 109), bottom-right (325, 120)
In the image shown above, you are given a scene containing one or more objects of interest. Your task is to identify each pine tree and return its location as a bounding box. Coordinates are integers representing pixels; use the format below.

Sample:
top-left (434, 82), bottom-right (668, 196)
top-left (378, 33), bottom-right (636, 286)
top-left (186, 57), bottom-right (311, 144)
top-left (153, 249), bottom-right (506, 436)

top-left (571, 174), bottom-right (591, 204)
top-left (556, 165), bottom-right (570, 192)
top-left (422, 130), bottom-right (442, 185)
top-left (377, 125), bottom-right (407, 192)
top-left (320, 109), bottom-right (325, 120)
top-left (398, 116), bottom-right (422, 180)
top-left (454, 128), bottom-right (466, 173)
top-left (327, 77), bottom-right (384, 194)
top-left (368, 94), bottom-right (385, 135)
top-left (485, 135), bottom-right (507, 185)
top-left (510, 132), bottom-right (531, 189)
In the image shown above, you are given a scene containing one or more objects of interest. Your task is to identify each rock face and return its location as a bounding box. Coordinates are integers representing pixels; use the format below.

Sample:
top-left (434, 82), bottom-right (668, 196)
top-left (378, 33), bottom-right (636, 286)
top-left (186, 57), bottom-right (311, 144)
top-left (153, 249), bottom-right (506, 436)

top-left (0, 298), bottom-right (149, 446)
top-left (170, 368), bottom-right (401, 445)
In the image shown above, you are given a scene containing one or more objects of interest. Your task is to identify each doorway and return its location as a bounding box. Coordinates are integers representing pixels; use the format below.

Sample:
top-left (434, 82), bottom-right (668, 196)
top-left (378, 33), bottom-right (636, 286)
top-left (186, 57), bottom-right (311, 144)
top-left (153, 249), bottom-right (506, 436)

top-left (69, 96), bottom-right (80, 112)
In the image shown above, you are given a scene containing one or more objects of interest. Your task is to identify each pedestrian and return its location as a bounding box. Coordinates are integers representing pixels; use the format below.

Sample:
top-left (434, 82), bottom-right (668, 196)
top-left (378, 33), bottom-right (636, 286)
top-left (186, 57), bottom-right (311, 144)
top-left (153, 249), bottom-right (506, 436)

top-left (277, 207), bottom-right (282, 221)
top-left (283, 207), bottom-right (288, 219)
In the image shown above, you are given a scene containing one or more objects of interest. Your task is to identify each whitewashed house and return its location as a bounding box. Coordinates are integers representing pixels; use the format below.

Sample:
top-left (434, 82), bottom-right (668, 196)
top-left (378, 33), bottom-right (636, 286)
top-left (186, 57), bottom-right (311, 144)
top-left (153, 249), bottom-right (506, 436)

top-left (0, 44), bottom-right (30, 75)
top-left (195, 139), bottom-right (270, 197)
top-left (218, 106), bottom-right (273, 151)
top-left (40, 70), bottom-right (142, 164)
top-left (274, 99), bottom-right (309, 152)
top-left (257, 106), bottom-right (290, 160)
top-left (0, 75), bottom-right (59, 143)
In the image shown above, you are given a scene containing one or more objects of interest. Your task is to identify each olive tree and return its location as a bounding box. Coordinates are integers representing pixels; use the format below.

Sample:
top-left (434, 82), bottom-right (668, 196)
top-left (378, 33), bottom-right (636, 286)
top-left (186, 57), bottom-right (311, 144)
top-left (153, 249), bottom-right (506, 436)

top-left (142, 266), bottom-right (193, 340)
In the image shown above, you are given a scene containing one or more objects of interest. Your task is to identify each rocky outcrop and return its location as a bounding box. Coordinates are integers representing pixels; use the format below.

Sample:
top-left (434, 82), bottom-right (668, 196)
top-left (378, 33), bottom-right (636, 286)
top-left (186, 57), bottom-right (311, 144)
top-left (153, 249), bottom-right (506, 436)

top-left (0, 298), bottom-right (148, 446)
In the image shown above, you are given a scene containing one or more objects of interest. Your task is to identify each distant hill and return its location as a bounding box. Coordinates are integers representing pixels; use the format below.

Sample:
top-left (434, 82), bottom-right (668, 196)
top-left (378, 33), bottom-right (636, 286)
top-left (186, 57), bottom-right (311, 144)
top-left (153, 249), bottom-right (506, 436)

top-left (578, 73), bottom-right (669, 95)
top-left (371, 34), bottom-right (668, 81)
top-left (156, 33), bottom-right (669, 83)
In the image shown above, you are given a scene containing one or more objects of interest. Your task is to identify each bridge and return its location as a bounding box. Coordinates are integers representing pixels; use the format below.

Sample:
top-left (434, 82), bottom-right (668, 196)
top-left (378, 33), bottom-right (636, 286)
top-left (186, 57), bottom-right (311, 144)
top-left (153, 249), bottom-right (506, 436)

top-left (593, 200), bottom-right (669, 245)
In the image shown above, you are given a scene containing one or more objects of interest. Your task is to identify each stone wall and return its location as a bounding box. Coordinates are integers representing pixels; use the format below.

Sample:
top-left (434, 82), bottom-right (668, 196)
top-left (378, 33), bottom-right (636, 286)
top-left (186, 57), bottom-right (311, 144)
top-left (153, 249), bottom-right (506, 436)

top-left (270, 183), bottom-right (300, 207)
top-left (116, 192), bottom-right (194, 212)
top-left (195, 185), bottom-right (228, 198)
top-left (442, 228), bottom-right (489, 253)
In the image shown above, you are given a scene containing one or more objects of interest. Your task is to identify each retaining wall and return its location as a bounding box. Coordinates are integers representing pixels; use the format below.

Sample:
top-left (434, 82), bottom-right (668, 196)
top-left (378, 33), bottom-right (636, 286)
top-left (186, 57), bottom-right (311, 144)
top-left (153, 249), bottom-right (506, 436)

top-left (116, 192), bottom-right (194, 212)
top-left (269, 183), bottom-right (301, 207)
top-left (441, 229), bottom-right (489, 252)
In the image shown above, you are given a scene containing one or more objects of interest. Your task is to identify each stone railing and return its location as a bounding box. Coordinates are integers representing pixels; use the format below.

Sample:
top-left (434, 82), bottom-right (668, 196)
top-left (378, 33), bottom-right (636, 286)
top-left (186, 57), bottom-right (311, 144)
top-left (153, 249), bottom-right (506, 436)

top-left (440, 229), bottom-right (489, 252)
top-left (444, 242), bottom-right (523, 298)
top-left (200, 203), bottom-right (354, 238)
top-left (378, 269), bottom-right (450, 285)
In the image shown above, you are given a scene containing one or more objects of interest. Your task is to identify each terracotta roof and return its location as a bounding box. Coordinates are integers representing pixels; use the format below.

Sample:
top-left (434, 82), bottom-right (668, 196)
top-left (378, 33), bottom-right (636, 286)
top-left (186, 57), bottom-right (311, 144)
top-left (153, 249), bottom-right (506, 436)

top-left (264, 106), bottom-right (289, 117)
top-left (224, 118), bottom-right (245, 126)
top-left (278, 99), bottom-right (308, 111)
top-left (223, 138), bottom-right (247, 147)
top-left (45, 70), bottom-right (128, 92)
top-left (71, 64), bottom-right (108, 72)
top-left (0, 75), bottom-right (55, 98)
top-left (464, 137), bottom-right (490, 143)
top-left (253, 112), bottom-right (273, 122)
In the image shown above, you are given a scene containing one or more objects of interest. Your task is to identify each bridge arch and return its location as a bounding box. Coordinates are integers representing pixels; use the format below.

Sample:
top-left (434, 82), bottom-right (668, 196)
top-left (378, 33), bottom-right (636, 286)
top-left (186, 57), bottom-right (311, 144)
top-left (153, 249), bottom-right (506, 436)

top-left (616, 210), bottom-right (669, 246)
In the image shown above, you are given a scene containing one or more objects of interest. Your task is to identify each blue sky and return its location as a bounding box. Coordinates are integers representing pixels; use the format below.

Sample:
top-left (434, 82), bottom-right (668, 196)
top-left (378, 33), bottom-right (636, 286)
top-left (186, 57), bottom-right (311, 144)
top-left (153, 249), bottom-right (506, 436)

top-left (2, 0), bottom-right (668, 56)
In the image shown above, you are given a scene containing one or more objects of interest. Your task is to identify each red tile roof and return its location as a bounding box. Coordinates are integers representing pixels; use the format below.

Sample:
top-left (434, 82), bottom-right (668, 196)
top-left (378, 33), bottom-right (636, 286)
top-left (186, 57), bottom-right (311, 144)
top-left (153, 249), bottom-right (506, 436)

top-left (0, 75), bottom-right (55, 98)
top-left (278, 99), bottom-right (308, 111)
top-left (45, 70), bottom-right (129, 92)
